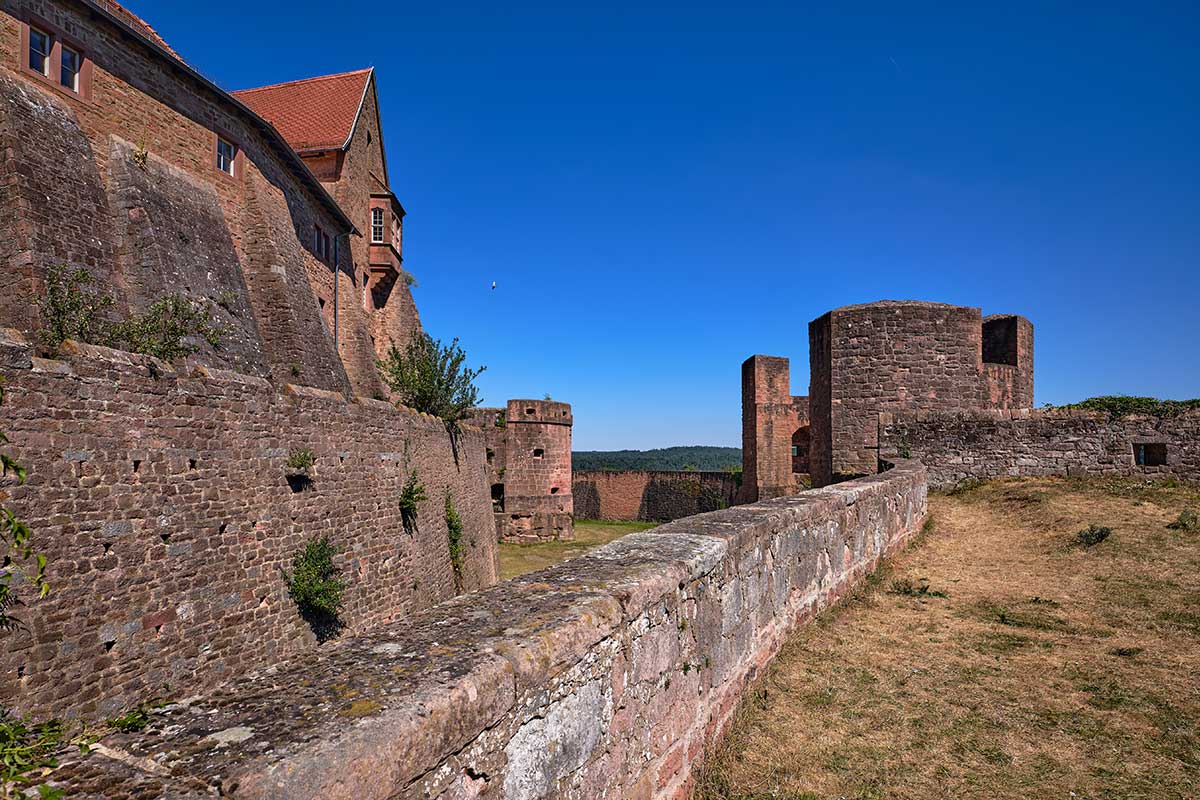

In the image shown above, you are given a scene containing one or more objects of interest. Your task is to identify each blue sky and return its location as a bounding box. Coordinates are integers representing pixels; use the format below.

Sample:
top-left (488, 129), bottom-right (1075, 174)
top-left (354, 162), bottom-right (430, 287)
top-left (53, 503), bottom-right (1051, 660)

top-left (132, 1), bottom-right (1200, 450)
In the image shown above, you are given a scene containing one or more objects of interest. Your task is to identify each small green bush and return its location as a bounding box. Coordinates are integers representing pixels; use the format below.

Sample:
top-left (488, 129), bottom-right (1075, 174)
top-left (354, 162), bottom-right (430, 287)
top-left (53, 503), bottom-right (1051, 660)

top-left (1064, 395), bottom-right (1200, 419)
top-left (888, 578), bottom-right (948, 598)
top-left (445, 493), bottom-right (464, 589)
top-left (36, 264), bottom-right (115, 352)
top-left (105, 699), bottom-right (167, 733)
top-left (285, 448), bottom-right (315, 474)
top-left (1074, 524), bottom-right (1113, 548)
top-left (1168, 510), bottom-right (1199, 531)
top-left (36, 265), bottom-right (224, 361)
top-left (0, 711), bottom-right (71, 797)
top-left (378, 333), bottom-right (485, 427)
top-left (284, 537), bottom-right (345, 619)
top-left (399, 470), bottom-right (427, 531)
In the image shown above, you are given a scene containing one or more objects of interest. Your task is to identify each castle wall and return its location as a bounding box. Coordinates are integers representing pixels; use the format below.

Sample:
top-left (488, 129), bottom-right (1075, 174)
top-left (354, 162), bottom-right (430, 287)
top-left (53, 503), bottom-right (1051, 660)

top-left (738, 355), bottom-right (809, 503)
top-left (0, 330), bottom-right (498, 720)
top-left (53, 460), bottom-right (929, 800)
top-left (0, 0), bottom-right (385, 395)
top-left (879, 408), bottom-right (1200, 489)
top-left (809, 301), bottom-right (1033, 486)
top-left (572, 470), bottom-right (739, 522)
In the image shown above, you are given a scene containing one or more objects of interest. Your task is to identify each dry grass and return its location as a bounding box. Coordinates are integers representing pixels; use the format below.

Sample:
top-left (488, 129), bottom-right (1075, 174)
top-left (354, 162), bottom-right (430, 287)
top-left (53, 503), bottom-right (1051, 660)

top-left (497, 519), bottom-right (657, 580)
top-left (695, 476), bottom-right (1200, 800)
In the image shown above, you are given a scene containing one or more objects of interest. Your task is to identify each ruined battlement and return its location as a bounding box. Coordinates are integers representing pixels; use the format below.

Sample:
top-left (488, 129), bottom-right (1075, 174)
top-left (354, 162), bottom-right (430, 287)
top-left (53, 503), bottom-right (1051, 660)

top-left (507, 398), bottom-right (574, 426)
top-left (809, 300), bottom-right (1033, 485)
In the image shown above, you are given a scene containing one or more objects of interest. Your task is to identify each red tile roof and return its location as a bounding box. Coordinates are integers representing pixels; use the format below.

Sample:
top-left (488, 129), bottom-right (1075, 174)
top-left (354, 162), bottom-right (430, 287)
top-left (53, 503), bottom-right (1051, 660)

top-left (233, 69), bottom-right (373, 154)
top-left (92, 1), bottom-right (185, 62)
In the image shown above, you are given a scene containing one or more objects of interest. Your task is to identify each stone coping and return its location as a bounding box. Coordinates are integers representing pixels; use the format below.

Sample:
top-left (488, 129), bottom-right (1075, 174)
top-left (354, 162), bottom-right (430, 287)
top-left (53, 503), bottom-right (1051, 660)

top-left (46, 459), bottom-right (926, 799)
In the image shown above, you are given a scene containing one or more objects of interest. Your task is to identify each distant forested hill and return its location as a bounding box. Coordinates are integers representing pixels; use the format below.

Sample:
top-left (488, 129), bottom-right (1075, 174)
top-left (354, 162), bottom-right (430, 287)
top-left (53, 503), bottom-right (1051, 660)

top-left (572, 446), bottom-right (742, 472)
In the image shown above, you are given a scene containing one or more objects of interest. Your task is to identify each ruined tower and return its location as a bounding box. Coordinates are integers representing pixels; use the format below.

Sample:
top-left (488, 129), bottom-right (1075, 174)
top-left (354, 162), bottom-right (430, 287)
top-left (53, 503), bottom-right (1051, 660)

top-left (738, 355), bottom-right (810, 503)
top-left (809, 301), bottom-right (1033, 486)
top-left (469, 399), bottom-right (574, 542)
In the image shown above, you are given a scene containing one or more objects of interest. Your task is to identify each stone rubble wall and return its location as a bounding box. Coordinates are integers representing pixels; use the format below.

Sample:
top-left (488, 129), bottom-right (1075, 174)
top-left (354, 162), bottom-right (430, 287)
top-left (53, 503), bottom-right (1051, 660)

top-left (879, 408), bottom-right (1200, 489)
top-left (0, 329), bottom-right (498, 721)
top-left (573, 469), bottom-right (740, 522)
top-left (55, 459), bottom-right (928, 800)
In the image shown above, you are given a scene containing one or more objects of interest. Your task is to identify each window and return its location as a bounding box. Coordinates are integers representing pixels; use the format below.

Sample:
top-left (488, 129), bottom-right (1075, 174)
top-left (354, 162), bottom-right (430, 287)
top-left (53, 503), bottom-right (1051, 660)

top-left (1134, 443), bottom-right (1168, 467)
top-left (29, 26), bottom-right (51, 76)
top-left (313, 226), bottom-right (331, 263)
top-left (532, 448), bottom-right (544, 459)
top-left (371, 208), bottom-right (385, 243)
top-left (216, 137), bottom-right (237, 175)
top-left (60, 45), bottom-right (81, 92)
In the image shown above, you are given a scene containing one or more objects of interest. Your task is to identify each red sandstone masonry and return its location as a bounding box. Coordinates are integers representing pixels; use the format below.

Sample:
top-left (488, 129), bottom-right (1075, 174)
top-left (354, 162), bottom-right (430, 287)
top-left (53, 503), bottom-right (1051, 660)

top-left (0, 329), bottom-right (498, 720)
top-left (572, 469), bottom-right (739, 522)
top-left (46, 460), bottom-right (928, 799)
top-left (879, 407), bottom-right (1200, 489)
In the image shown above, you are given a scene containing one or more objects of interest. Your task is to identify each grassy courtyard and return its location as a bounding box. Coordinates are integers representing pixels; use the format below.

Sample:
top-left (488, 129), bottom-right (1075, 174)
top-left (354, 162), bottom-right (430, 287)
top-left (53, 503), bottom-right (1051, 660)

top-left (498, 519), bottom-right (657, 580)
top-left (696, 476), bottom-right (1200, 800)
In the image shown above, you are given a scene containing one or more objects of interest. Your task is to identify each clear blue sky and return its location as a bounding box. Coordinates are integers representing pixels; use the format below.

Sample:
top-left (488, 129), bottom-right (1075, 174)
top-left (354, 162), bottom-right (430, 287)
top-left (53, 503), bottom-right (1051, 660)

top-left (132, 1), bottom-right (1200, 450)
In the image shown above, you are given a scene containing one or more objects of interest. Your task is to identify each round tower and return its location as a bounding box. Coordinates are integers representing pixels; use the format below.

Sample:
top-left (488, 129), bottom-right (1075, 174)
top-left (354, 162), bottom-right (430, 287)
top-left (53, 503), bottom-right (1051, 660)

top-left (499, 399), bottom-right (573, 542)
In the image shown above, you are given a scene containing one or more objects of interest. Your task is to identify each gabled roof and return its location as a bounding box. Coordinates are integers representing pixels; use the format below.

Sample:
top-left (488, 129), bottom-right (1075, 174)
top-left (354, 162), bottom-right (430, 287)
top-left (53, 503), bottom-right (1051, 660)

top-left (233, 69), bottom-right (373, 154)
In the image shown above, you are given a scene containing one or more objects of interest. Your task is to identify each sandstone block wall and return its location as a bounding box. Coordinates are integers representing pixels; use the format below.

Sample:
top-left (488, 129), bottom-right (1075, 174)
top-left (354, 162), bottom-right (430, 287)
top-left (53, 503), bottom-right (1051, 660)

top-left (879, 408), bottom-right (1200, 489)
top-left (809, 301), bottom-right (1033, 486)
top-left (572, 469), bottom-right (739, 522)
top-left (50, 460), bottom-right (928, 800)
top-left (0, 330), bottom-right (498, 720)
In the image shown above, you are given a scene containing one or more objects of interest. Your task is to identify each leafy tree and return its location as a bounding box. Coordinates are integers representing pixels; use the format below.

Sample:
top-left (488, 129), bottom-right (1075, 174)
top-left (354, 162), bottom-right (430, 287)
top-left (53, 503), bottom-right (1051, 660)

top-left (378, 333), bottom-right (485, 427)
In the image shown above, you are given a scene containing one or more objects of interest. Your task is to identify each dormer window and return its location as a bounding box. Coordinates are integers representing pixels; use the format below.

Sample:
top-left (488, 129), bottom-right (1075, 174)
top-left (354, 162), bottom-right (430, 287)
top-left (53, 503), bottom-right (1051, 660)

top-left (29, 26), bottom-right (51, 76)
top-left (60, 45), bottom-right (81, 92)
top-left (216, 137), bottom-right (237, 175)
top-left (371, 208), bottom-right (385, 243)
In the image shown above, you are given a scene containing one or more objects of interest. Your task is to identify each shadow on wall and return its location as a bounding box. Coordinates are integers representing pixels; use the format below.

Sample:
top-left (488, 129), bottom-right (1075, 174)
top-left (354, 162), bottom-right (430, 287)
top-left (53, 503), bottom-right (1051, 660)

top-left (571, 471), bottom-right (739, 523)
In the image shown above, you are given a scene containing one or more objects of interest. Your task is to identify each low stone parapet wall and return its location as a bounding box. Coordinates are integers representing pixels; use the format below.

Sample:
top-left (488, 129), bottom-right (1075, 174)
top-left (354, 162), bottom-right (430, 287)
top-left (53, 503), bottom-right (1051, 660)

top-left (56, 459), bottom-right (928, 799)
top-left (572, 469), bottom-right (740, 522)
top-left (879, 408), bottom-right (1200, 489)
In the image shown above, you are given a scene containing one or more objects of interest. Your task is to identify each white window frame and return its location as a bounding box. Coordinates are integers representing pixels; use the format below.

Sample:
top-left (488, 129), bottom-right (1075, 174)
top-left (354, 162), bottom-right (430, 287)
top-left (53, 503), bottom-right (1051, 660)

top-left (371, 208), bottom-right (385, 243)
top-left (29, 26), bottom-right (52, 77)
top-left (60, 44), bottom-right (81, 92)
top-left (216, 137), bottom-right (237, 176)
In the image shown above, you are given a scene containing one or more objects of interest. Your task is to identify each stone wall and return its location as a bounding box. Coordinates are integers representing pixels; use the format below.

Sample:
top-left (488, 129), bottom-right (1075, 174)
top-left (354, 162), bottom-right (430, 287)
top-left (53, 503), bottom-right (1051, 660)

top-left (808, 301), bottom-right (1033, 486)
top-left (879, 408), bottom-right (1200, 489)
top-left (51, 460), bottom-right (928, 800)
top-left (573, 469), bottom-right (739, 522)
top-left (0, 330), bottom-right (498, 720)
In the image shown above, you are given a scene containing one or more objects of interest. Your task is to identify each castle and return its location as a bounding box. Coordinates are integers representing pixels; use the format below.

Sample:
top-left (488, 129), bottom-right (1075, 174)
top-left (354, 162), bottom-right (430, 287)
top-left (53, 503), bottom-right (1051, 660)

top-left (0, 0), bottom-right (567, 721)
top-left (742, 300), bottom-right (1195, 495)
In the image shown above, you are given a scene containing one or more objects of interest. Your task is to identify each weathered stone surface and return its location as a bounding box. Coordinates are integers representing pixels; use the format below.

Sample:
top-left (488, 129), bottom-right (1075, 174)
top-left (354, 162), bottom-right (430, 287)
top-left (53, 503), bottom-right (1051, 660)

top-left (880, 408), bottom-right (1200, 488)
top-left (0, 330), bottom-right (498, 721)
top-left (46, 458), bottom-right (928, 799)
